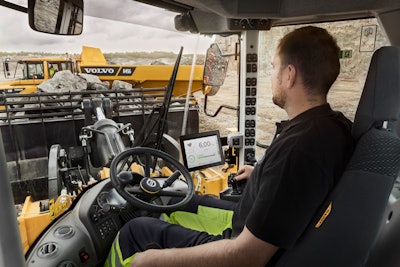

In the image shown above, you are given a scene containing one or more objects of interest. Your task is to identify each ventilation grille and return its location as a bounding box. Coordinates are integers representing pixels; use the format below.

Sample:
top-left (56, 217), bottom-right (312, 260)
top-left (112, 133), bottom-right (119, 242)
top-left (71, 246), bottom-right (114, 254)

top-left (54, 225), bottom-right (74, 239)
top-left (57, 261), bottom-right (77, 267)
top-left (37, 242), bottom-right (58, 258)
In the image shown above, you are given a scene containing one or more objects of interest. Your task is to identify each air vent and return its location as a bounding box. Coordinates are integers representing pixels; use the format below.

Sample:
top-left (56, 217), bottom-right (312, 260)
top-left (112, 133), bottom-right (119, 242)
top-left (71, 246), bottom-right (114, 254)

top-left (54, 225), bottom-right (74, 239)
top-left (57, 261), bottom-right (77, 267)
top-left (37, 242), bottom-right (59, 258)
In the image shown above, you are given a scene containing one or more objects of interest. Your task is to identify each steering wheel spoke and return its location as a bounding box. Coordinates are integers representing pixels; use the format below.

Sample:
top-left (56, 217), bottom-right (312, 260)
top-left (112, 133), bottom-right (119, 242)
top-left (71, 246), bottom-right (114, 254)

top-left (158, 189), bottom-right (187, 198)
top-left (126, 185), bottom-right (188, 198)
top-left (143, 151), bottom-right (153, 178)
top-left (125, 184), bottom-right (143, 195)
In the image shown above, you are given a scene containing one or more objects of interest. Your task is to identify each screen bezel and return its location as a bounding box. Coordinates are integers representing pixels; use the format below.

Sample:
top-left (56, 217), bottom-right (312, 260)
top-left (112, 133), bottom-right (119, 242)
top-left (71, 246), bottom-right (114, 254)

top-left (179, 130), bottom-right (225, 172)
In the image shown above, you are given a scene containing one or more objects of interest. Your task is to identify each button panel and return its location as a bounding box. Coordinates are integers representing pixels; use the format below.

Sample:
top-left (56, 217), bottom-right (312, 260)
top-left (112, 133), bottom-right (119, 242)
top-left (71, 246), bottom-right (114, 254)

top-left (97, 218), bottom-right (118, 240)
top-left (239, 31), bottom-right (259, 166)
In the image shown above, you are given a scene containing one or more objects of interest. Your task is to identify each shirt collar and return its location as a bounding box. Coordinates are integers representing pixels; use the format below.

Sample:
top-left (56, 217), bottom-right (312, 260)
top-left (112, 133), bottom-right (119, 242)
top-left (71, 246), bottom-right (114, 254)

top-left (276, 104), bottom-right (333, 136)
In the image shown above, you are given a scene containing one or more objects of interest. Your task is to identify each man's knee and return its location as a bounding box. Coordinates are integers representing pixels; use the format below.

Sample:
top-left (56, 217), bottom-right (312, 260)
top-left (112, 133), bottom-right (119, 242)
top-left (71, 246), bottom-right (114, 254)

top-left (123, 217), bottom-right (157, 234)
top-left (120, 217), bottom-right (163, 245)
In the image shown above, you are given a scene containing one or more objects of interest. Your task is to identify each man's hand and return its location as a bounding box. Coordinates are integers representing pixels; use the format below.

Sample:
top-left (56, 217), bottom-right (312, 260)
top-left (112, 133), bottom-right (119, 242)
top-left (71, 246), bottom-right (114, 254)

top-left (235, 165), bottom-right (254, 181)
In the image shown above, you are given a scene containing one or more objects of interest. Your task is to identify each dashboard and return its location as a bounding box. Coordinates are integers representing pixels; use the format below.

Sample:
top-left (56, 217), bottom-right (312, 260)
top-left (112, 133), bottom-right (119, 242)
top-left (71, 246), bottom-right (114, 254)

top-left (25, 180), bottom-right (131, 267)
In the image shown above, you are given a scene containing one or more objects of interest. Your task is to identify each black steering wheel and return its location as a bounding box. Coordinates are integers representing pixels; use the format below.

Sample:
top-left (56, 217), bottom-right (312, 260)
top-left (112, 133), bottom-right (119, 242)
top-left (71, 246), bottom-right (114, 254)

top-left (110, 147), bottom-right (194, 212)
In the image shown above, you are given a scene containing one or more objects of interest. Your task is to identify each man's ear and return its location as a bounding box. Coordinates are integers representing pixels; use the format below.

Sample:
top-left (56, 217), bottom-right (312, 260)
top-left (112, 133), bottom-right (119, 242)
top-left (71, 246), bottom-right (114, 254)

top-left (286, 64), bottom-right (297, 88)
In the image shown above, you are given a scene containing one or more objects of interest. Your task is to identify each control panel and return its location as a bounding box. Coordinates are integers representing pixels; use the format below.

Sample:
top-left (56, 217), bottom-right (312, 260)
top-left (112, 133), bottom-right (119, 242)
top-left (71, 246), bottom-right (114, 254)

top-left (239, 31), bottom-right (259, 166)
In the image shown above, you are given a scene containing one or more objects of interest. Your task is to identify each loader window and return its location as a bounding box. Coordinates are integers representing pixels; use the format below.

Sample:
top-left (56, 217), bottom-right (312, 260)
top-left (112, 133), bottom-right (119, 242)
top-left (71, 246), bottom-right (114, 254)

top-left (48, 61), bottom-right (76, 77)
top-left (25, 62), bottom-right (44, 79)
top-left (48, 64), bottom-right (57, 77)
top-left (63, 62), bottom-right (76, 73)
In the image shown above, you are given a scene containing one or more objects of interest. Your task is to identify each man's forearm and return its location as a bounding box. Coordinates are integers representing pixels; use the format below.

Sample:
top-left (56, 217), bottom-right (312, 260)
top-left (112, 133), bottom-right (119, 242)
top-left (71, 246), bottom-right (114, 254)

top-left (131, 227), bottom-right (277, 267)
top-left (132, 239), bottom-right (245, 267)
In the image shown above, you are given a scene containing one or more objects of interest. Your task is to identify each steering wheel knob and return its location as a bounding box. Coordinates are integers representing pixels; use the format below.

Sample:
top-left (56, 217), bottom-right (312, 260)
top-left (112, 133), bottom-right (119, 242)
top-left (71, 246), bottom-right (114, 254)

top-left (140, 177), bottom-right (161, 194)
top-left (117, 171), bottom-right (134, 186)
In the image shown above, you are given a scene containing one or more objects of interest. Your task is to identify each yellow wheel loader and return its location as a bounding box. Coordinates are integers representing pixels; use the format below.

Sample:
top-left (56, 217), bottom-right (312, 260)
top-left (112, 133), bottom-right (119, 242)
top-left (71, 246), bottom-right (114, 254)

top-left (1, 46), bottom-right (204, 97)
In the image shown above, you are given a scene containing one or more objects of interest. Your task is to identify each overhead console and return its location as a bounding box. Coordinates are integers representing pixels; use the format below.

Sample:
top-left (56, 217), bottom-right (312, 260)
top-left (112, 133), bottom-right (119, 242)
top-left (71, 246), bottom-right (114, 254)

top-left (135, 0), bottom-right (400, 34)
top-left (228, 19), bottom-right (272, 31)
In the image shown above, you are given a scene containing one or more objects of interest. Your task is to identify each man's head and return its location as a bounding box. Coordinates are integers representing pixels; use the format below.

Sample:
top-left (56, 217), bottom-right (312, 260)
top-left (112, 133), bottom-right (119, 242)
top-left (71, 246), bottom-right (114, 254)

top-left (271, 26), bottom-right (340, 109)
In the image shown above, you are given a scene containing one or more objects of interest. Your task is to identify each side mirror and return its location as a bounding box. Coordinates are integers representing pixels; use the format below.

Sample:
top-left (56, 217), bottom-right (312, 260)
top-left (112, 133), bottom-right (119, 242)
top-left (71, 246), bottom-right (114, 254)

top-left (28, 0), bottom-right (84, 35)
top-left (202, 43), bottom-right (229, 96)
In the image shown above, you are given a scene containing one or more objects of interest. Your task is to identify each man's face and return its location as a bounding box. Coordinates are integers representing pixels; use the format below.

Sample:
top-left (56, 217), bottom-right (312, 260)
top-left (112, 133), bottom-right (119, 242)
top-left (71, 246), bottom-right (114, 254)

top-left (271, 52), bottom-right (287, 109)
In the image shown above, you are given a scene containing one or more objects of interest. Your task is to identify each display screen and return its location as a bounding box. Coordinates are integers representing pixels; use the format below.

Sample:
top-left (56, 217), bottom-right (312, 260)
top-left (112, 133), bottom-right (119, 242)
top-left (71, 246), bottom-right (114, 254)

top-left (180, 130), bottom-right (225, 171)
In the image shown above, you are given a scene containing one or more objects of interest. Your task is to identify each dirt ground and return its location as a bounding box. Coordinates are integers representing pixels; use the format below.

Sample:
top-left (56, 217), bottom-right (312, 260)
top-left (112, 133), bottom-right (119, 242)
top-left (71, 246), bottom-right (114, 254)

top-left (195, 71), bottom-right (363, 159)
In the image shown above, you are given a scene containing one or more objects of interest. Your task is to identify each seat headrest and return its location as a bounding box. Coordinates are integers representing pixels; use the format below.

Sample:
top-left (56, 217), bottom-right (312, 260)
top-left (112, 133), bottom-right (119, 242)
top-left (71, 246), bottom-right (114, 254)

top-left (352, 46), bottom-right (400, 140)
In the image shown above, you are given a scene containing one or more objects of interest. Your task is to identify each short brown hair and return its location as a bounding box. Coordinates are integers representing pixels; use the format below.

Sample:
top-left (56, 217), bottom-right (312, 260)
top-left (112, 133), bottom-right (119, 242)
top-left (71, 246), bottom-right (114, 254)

top-left (278, 26), bottom-right (340, 96)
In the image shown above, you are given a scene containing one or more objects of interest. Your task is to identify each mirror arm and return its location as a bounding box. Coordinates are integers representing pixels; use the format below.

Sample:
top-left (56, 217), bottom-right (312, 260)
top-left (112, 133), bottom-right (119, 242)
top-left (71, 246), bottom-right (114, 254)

top-left (203, 94), bottom-right (238, 118)
top-left (0, 0), bottom-right (27, 13)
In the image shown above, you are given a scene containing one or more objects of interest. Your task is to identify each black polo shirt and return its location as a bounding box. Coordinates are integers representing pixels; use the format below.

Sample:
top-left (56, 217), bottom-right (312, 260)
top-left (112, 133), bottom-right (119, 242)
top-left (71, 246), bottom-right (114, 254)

top-left (232, 104), bottom-right (354, 249)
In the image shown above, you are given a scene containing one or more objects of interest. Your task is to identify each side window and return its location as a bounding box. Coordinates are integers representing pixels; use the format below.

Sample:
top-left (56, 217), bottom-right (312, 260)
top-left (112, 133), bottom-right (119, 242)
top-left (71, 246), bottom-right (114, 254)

top-left (60, 62), bottom-right (67, 71)
top-left (60, 62), bottom-right (73, 72)
top-left (258, 18), bottom-right (389, 123)
top-left (64, 62), bottom-right (76, 73)
top-left (210, 18), bottom-right (390, 160)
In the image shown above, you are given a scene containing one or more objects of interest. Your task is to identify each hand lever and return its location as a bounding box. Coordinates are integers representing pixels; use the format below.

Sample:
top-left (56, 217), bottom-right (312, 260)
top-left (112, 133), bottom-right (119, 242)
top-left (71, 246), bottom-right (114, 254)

top-left (102, 203), bottom-right (125, 213)
top-left (162, 170), bottom-right (181, 188)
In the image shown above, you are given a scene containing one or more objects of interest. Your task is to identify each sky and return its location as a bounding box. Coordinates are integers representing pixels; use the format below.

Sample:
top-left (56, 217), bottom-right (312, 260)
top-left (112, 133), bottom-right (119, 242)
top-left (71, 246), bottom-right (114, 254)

top-left (0, 0), bottom-right (214, 54)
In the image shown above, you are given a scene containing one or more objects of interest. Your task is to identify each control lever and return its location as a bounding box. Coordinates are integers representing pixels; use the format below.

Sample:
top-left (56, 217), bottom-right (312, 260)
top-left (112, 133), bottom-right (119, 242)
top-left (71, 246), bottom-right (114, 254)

top-left (220, 173), bottom-right (246, 202)
top-left (162, 170), bottom-right (181, 188)
top-left (101, 203), bottom-right (126, 214)
top-left (219, 173), bottom-right (247, 201)
top-left (228, 173), bottom-right (246, 195)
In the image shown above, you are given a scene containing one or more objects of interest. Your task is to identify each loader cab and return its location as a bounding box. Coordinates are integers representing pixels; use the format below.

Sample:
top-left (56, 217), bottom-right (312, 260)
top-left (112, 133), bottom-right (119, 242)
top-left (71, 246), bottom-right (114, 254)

top-left (2, 60), bottom-right (45, 80)
top-left (1, 57), bottom-right (79, 94)
top-left (3, 59), bottom-right (75, 80)
top-left (1, 0), bottom-right (400, 266)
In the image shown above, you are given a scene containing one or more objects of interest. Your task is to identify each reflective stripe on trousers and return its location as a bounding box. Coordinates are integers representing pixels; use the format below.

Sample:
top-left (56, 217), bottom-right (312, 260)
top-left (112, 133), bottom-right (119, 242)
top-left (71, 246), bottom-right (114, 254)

top-left (104, 232), bottom-right (136, 267)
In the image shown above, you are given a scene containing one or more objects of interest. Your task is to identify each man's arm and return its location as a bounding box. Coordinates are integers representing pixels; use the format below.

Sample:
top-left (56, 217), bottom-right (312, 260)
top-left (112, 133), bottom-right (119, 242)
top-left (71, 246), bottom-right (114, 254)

top-left (131, 226), bottom-right (279, 267)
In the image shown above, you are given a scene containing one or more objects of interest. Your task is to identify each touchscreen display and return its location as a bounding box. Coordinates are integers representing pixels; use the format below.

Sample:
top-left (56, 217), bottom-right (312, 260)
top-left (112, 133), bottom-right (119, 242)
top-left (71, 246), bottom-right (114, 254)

top-left (180, 131), bottom-right (225, 171)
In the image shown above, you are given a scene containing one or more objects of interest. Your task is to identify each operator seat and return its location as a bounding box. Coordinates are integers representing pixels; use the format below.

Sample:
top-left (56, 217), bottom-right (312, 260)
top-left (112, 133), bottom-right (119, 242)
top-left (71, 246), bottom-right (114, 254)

top-left (273, 46), bottom-right (400, 267)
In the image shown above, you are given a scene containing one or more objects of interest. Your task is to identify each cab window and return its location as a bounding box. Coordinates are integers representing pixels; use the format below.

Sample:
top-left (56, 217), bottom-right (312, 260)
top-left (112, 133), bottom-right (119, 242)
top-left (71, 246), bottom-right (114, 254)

top-left (25, 62), bottom-right (44, 79)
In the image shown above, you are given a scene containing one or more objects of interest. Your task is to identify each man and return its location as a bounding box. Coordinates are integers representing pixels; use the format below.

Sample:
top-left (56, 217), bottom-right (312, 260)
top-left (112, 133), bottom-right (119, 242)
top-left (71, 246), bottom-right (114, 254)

top-left (106, 26), bottom-right (354, 267)
top-left (49, 65), bottom-right (56, 77)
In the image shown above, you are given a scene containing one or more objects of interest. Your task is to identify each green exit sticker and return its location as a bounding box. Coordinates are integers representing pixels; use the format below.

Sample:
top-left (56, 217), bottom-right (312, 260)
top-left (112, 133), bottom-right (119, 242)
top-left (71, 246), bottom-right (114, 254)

top-left (339, 50), bottom-right (352, 59)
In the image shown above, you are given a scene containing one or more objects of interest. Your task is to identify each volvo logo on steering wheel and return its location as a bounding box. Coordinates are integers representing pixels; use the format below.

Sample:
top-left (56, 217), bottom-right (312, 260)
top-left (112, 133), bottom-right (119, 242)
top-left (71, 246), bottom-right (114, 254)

top-left (146, 179), bottom-right (157, 188)
top-left (140, 177), bottom-right (161, 194)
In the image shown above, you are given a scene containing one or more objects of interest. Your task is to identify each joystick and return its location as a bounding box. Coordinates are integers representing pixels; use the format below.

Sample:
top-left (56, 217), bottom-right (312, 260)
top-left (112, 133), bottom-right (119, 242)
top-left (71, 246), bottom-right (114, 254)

top-left (220, 173), bottom-right (247, 201)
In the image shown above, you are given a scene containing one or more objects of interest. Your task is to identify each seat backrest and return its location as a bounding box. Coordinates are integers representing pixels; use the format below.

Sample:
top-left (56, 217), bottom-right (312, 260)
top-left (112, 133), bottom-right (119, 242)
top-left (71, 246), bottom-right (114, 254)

top-left (274, 46), bottom-right (400, 267)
